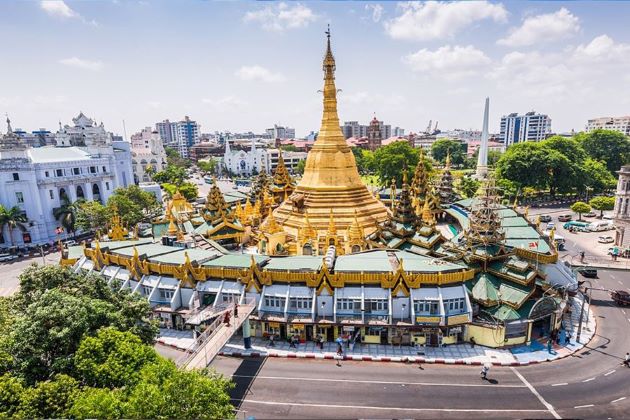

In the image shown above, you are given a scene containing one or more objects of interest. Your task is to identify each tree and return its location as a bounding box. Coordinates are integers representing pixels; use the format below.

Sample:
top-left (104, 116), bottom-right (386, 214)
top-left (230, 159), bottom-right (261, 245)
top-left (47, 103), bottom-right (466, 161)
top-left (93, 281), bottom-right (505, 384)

top-left (0, 374), bottom-right (25, 417)
top-left (74, 327), bottom-right (159, 389)
top-left (9, 265), bottom-right (157, 382)
top-left (153, 165), bottom-right (188, 186)
top-left (583, 158), bottom-right (617, 193)
top-left (107, 185), bottom-right (162, 227)
top-left (53, 199), bottom-right (81, 238)
top-left (16, 374), bottom-right (79, 419)
top-left (197, 160), bottom-right (217, 176)
top-left (540, 136), bottom-right (587, 165)
top-left (578, 129), bottom-right (630, 174)
top-left (281, 144), bottom-right (299, 152)
top-left (164, 147), bottom-right (191, 169)
top-left (570, 201), bottom-right (591, 221)
top-left (495, 142), bottom-right (550, 191)
top-left (589, 196), bottom-right (615, 218)
top-left (161, 182), bottom-right (198, 201)
top-left (68, 387), bottom-right (124, 419)
top-left (544, 149), bottom-right (579, 196)
top-left (457, 176), bottom-right (480, 198)
top-left (0, 205), bottom-right (28, 246)
top-left (295, 159), bottom-right (306, 175)
top-left (75, 201), bottom-right (110, 233)
top-left (373, 141), bottom-right (420, 186)
top-left (431, 139), bottom-right (466, 165)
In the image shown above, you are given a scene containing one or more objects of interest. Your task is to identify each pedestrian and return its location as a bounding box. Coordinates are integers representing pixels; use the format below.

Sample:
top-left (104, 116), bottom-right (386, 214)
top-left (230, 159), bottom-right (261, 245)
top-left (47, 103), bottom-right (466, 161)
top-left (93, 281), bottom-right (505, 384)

top-left (269, 333), bottom-right (275, 347)
top-left (223, 311), bottom-right (231, 326)
top-left (480, 363), bottom-right (490, 380)
top-left (233, 303), bottom-right (239, 318)
top-left (470, 337), bottom-right (476, 348)
top-left (547, 338), bottom-right (553, 354)
top-left (580, 251), bottom-right (585, 263)
top-left (289, 335), bottom-right (296, 348)
top-left (624, 352), bottom-right (630, 368)
top-left (564, 332), bottom-right (571, 345)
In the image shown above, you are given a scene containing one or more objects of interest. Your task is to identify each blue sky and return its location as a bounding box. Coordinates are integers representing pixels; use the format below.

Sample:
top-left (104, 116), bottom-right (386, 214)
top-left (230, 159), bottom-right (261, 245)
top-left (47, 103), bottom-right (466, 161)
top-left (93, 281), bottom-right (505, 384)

top-left (1, 1), bottom-right (630, 138)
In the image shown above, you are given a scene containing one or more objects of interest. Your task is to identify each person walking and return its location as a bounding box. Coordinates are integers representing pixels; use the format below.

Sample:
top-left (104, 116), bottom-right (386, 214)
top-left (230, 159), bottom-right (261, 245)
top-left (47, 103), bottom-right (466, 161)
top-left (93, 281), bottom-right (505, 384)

top-left (233, 303), bottom-right (239, 318)
top-left (269, 333), bottom-right (275, 347)
top-left (480, 363), bottom-right (490, 380)
top-left (547, 338), bottom-right (553, 354)
top-left (289, 335), bottom-right (297, 349)
top-left (623, 352), bottom-right (630, 368)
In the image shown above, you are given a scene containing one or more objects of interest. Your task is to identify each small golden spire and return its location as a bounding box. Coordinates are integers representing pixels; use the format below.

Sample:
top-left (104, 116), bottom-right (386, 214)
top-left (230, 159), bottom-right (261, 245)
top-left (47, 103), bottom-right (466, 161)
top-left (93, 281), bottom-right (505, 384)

top-left (167, 212), bottom-right (178, 235)
top-left (422, 197), bottom-right (436, 226)
top-left (445, 150), bottom-right (451, 168)
top-left (347, 210), bottom-right (364, 243)
top-left (327, 208), bottom-right (337, 236)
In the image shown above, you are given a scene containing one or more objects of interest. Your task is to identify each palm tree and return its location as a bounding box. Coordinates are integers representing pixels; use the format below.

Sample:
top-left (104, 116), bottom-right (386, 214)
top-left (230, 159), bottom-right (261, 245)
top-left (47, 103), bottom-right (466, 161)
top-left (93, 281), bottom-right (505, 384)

top-left (0, 205), bottom-right (29, 247)
top-left (53, 199), bottom-right (80, 238)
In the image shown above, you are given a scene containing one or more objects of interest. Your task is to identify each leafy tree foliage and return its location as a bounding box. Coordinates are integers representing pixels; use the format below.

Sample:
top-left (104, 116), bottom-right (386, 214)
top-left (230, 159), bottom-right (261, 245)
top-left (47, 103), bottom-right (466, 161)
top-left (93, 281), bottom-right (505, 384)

top-left (431, 139), bottom-right (466, 165)
top-left (164, 146), bottom-right (191, 169)
top-left (107, 185), bottom-right (162, 227)
top-left (0, 205), bottom-right (29, 246)
top-left (457, 176), bottom-right (480, 198)
top-left (295, 159), bottom-right (306, 175)
top-left (153, 165), bottom-right (187, 186)
top-left (589, 196), bottom-right (615, 217)
top-left (583, 158), bottom-right (617, 193)
top-left (351, 147), bottom-right (376, 174)
top-left (373, 141), bottom-right (420, 186)
top-left (162, 182), bottom-right (198, 201)
top-left (570, 201), bottom-right (591, 220)
top-left (577, 129), bottom-right (630, 174)
top-left (495, 142), bottom-right (550, 191)
top-left (197, 160), bottom-right (218, 175)
top-left (75, 200), bottom-right (110, 233)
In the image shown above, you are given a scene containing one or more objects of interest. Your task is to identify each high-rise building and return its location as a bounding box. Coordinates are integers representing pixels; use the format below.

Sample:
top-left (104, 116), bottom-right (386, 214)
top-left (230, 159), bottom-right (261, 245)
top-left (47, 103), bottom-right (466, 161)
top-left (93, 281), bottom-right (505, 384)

top-left (393, 127), bottom-right (405, 137)
top-left (586, 116), bottom-right (630, 136)
top-left (342, 120), bottom-right (393, 140)
top-left (499, 111), bottom-right (551, 146)
top-left (266, 125), bottom-right (296, 139)
top-left (155, 117), bottom-right (200, 158)
top-left (367, 117), bottom-right (382, 151)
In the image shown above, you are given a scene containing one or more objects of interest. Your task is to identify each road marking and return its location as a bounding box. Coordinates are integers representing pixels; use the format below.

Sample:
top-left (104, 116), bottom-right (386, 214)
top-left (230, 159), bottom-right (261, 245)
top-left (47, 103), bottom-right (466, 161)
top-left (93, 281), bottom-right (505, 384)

top-left (623, 310), bottom-right (627, 315)
top-left (241, 400), bottom-right (549, 414)
top-left (231, 374), bottom-right (526, 388)
top-left (619, 281), bottom-right (623, 285)
top-left (611, 274), bottom-right (617, 280)
top-left (551, 383), bottom-right (568, 386)
top-left (574, 404), bottom-right (594, 409)
top-left (582, 377), bottom-right (596, 382)
top-left (604, 370), bottom-right (616, 376)
top-left (611, 397), bottom-right (626, 403)
top-left (511, 367), bottom-right (561, 420)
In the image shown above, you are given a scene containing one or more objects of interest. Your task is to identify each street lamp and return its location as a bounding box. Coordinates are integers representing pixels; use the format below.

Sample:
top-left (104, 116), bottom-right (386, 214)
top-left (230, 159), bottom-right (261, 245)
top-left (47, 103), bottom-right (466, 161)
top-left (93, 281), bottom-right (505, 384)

top-left (321, 301), bottom-right (326, 323)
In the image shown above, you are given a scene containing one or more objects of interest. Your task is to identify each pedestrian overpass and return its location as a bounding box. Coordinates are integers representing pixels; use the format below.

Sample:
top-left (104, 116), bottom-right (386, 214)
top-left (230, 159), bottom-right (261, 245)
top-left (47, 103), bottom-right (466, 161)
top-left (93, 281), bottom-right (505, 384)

top-left (180, 297), bottom-right (256, 370)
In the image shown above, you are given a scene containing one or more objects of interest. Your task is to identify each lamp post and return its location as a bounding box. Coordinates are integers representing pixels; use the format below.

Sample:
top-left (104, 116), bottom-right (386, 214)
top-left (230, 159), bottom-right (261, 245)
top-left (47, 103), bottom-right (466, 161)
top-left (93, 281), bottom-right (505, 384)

top-left (321, 301), bottom-right (326, 323)
top-left (401, 303), bottom-right (407, 322)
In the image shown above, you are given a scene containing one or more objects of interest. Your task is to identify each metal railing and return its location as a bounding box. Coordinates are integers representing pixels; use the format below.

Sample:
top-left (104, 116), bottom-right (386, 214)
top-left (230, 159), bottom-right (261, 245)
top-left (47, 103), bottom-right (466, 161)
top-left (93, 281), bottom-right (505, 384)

top-left (181, 298), bottom-right (256, 370)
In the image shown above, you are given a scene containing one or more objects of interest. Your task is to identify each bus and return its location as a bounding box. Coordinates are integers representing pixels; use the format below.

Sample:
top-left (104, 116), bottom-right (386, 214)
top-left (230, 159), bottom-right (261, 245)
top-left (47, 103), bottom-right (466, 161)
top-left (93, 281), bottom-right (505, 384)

top-left (204, 176), bottom-right (213, 184)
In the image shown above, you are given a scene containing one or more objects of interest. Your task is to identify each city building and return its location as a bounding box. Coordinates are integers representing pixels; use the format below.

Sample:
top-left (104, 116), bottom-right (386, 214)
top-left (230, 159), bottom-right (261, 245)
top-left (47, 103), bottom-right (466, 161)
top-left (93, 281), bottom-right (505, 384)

top-left (155, 117), bottom-right (200, 158)
top-left (266, 125), bottom-right (296, 140)
top-left (499, 111), bottom-right (551, 147)
top-left (130, 127), bottom-right (168, 183)
top-left (393, 127), bottom-right (405, 137)
top-left (11, 128), bottom-right (56, 147)
top-left (613, 165), bottom-right (630, 246)
top-left (222, 139), bottom-right (307, 176)
top-left (366, 116), bottom-right (382, 151)
top-left (341, 120), bottom-right (392, 141)
top-left (0, 113), bottom-right (133, 247)
top-left (586, 116), bottom-right (630, 136)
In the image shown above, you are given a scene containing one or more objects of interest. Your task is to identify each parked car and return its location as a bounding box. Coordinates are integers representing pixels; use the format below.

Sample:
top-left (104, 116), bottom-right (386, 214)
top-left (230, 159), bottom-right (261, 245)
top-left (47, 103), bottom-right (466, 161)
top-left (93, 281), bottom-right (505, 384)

top-left (63, 240), bottom-right (77, 247)
top-left (598, 236), bottom-right (615, 244)
top-left (583, 211), bottom-right (596, 218)
top-left (539, 214), bottom-right (552, 222)
top-left (546, 222), bottom-right (555, 230)
top-left (577, 268), bottom-right (598, 278)
top-left (588, 220), bottom-right (614, 232)
top-left (558, 214), bottom-right (573, 222)
top-left (603, 214), bottom-right (614, 220)
top-left (0, 253), bottom-right (18, 262)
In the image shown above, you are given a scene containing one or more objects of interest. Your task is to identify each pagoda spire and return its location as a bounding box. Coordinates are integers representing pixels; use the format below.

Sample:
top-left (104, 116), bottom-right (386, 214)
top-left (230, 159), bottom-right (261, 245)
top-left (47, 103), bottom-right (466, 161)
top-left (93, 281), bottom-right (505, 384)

top-left (327, 208), bottom-right (337, 236)
top-left (5, 114), bottom-right (12, 134)
top-left (476, 97), bottom-right (490, 179)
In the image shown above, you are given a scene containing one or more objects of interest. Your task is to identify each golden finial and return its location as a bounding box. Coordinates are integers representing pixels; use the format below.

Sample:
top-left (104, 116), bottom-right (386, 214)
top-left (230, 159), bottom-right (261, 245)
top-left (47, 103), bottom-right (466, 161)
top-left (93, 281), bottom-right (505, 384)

top-left (445, 150), bottom-right (451, 168)
top-left (422, 197), bottom-right (436, 226)
top-left (327, 208), bottom-right (337, 236)
top-left (167, 212), bottom-right (178, 235)
top-left (184, 251), bottom-right (191, 266)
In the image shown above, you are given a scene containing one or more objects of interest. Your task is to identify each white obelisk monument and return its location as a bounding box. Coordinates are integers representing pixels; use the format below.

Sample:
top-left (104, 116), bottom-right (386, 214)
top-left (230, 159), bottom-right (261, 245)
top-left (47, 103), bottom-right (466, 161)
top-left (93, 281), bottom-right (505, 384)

top-left (476, 97), bottom-right (490, 179)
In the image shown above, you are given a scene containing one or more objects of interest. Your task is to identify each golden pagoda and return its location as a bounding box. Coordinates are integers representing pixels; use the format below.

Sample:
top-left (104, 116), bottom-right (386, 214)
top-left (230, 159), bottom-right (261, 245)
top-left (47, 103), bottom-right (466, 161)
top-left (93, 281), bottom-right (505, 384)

top-left (273, 27), bottom-right (389, 238)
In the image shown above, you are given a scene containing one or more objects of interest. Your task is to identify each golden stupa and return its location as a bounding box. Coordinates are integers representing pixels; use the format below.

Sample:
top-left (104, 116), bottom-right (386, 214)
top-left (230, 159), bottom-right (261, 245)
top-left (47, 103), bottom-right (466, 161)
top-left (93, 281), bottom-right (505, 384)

top-left (273, 28), bottom-right (389, 238)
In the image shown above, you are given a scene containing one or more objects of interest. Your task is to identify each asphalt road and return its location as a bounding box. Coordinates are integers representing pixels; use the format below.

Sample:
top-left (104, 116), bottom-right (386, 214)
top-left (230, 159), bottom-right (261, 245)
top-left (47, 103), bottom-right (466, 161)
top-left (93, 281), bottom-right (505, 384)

top-left (0, 253), bottom-right (60, 297)
top-left (208, 268), bottom-right (630, 419)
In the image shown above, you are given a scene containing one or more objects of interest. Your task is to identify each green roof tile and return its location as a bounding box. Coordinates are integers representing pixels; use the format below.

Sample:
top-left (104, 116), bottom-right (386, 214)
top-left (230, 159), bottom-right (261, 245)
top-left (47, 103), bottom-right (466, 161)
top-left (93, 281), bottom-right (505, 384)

top-left (202, 254), bottom-right (268, 268)
top-left (265, 256), bottom-right (322, 271)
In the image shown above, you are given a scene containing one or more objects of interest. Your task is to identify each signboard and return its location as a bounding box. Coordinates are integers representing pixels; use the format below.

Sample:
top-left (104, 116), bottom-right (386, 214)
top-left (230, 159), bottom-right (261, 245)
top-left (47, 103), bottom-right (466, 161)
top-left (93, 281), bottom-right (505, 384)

top-left (415, 316), bottom-right (441, 324)
top-left (268, 322), bottom-right (280, 328)
top-left (343, 326), bottom-right (355, 332)
top-left (291, 323), bottom-right (304, 330)
top-left (447, 326), bottom-right (462, 334)
top-left (447, 314), bottom-right (469, 325)
top-left (22, 232), bottom-right (31, 244)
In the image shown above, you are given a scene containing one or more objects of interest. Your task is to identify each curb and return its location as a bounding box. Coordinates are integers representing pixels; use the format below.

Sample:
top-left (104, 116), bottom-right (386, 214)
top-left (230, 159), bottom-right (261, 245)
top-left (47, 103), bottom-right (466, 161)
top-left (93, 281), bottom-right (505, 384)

top-left (156, 339), bottom-right (194, 354)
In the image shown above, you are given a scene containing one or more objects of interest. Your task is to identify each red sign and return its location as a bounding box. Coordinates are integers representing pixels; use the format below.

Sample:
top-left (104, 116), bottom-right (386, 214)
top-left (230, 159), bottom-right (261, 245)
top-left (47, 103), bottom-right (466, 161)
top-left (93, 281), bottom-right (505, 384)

top-left (22, 232), bottom-right (32, 244)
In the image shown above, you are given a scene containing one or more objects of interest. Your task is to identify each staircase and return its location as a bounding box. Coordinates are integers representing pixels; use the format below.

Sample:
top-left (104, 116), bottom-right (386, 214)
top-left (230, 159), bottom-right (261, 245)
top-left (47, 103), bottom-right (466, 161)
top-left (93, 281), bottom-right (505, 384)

top-left (181, 298), bottom-right (257, 370)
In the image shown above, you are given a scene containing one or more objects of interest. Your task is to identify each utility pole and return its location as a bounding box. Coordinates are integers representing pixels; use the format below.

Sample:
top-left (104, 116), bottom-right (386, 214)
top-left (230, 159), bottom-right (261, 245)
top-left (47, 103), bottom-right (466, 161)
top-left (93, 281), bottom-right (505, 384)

top-left (576, 287), bottom-right (587, 342)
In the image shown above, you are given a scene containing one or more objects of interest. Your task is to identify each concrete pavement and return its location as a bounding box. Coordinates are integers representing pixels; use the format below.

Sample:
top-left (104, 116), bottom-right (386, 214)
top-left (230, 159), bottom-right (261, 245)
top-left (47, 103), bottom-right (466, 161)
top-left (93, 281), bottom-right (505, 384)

top-left (0, 253), bottom-right (60, 297)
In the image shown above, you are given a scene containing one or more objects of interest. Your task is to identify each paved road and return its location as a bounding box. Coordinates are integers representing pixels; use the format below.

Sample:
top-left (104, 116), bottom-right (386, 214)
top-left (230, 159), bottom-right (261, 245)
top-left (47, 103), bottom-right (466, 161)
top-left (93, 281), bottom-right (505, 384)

top-left (209, 268), bottom-right (630, 419)
top-left (0, 253), bottom-right (60, 297)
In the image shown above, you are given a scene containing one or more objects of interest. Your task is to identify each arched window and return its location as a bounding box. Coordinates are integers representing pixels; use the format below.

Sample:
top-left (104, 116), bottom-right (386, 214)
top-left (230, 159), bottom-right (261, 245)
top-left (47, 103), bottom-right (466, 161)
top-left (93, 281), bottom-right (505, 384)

top-left (329, 238), bottom-right (335, 246)
top-left (92, 184), bottom-right (101, 203)
top-left (351, 245), bottom-right (361, 253)
top-left (76, 185), bottom-right (85, 199)
top-left (302, 244), bottom-right (313, 255)
top-left (59, 188), bottom-right (68, 202)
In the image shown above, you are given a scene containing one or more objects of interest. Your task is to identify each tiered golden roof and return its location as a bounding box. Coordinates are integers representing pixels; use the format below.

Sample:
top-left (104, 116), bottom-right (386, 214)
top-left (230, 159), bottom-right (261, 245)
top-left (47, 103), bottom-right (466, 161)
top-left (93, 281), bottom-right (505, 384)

top-left (107, 210), bottom-right (129, 241)
top-left (272, 28), bottom-right (389, 238)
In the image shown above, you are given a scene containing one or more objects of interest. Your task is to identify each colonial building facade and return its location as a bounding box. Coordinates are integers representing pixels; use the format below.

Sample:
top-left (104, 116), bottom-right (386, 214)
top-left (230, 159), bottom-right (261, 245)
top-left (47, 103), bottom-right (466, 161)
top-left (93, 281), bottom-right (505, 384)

top-left (0, 113), bottom-right (133, 247)
top-left (130, 127), bottom-right (168, 183)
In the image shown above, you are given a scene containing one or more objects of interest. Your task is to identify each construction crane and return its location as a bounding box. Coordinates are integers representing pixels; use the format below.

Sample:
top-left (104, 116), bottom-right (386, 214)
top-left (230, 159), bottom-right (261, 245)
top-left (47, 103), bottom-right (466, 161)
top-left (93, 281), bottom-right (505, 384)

top-left (426, 120), bottom-right (432, 134)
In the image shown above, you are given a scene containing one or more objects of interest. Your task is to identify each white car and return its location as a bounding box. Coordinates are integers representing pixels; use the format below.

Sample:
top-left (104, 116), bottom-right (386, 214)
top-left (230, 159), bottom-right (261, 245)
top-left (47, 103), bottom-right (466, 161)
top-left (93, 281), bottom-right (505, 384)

top-left (598, 236), bottom-right (615, 244)
top-left (546, 222), bottom-right (555, 230)
top-left (64, 240), bottom-right (77, 247)
top-left (0, 254), bottom-right (18, 262)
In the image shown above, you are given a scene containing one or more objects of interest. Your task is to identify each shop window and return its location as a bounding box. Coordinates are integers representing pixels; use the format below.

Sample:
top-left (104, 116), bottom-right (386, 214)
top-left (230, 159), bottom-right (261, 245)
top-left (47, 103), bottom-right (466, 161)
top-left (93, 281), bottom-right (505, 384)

top-left (505, 321), bottom-right (528, 339)
top-left (337, 298), bottom-right (361, 312)
top-left (289, 297), bottom-right (312, 311)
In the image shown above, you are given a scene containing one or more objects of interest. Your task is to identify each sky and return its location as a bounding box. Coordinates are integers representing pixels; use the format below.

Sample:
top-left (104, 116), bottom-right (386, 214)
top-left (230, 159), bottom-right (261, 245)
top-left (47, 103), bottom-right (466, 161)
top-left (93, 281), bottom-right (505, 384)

top-left (1, 1), bottom-right (630, 138)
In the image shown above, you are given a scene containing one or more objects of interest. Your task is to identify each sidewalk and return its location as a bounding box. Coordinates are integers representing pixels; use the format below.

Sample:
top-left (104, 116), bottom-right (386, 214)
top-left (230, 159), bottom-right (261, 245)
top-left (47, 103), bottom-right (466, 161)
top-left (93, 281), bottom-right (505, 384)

top-left (568, 255), bottom-right (630, 271)
top-left (157, 296), bottom-right (596, 367)
top-left (220, 295), bottom-right (595, 367)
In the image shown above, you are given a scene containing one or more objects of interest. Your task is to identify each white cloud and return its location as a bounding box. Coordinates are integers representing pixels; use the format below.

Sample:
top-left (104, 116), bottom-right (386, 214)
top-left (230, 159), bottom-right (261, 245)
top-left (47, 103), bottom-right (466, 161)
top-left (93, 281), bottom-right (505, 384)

top-left (365, 4), bottom-right (384, 23)
top-left (572, 34), bottom-right (630, 61)
top-left (384, 1), bottom-right (507, 41)
top-left (58, 57), bottom-right (103, 71)
top-left (40, 0), bottom-right (98, 25)
top-left (235, 65), bottom-right (285, 83)
top-left (343, 91), bottom-right (370, 104)
top-left (244, 2), bottom-right (317, 32)
top-left (497, 8), bottom-right (579, 47)
top-left (403, 45), bottom-right (491, 79)
top-left (146, 101), bottom-right (161, 109)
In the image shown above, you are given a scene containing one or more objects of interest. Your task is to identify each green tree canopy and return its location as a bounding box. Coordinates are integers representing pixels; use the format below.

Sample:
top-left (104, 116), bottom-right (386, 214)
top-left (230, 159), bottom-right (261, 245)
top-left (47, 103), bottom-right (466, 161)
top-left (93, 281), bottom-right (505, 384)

top-left (153, 165), bottom-right (188, 186)
top-left (589, 196), bottom-right (615, 217)
top-left (540, 136), bottom-right (587, 164)
top-left (197, 160), bottom-right (217, 175)
top-left (295, 159), bottom-right (306, 175)
top-left (0, 205), bottom-right (29, 247)
top-left (164, 147), bottom-right (191, 169)
top-left (162, 182), bottom-right (198, 201)
top-left (373, 141), bottom-right (420, 186)
top-left (457, 176), bottom-right (481, 199)
top-left (495, 142), bottom-right (550, 191)
top-left (578, 129), bottom-right (630, 173)
top-left (583, 158), bottom-right (617, 193)
top-left (570, 201), bottom-right (591, 221)
top-left (75, 200), bottom-right (110, 233)
top-left (107, 185), bottom-right (162, 227)
top-left (351, 147), bottom-right (375, 174)
top-left (431, 138), bottom-right (466, 165)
